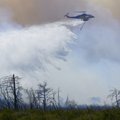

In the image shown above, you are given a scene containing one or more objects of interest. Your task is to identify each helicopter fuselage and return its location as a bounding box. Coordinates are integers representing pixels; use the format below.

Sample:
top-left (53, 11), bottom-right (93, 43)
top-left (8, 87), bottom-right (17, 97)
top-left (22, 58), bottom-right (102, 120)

top-left (65, 14), bottom-right (94, 21)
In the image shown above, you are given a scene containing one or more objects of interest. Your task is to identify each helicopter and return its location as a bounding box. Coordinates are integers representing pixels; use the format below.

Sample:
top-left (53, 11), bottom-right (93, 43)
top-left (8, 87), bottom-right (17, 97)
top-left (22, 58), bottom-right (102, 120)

top-left (64, 11), bottom-right (94, 21)
top-left (64, 11), bottom-right (94, 30)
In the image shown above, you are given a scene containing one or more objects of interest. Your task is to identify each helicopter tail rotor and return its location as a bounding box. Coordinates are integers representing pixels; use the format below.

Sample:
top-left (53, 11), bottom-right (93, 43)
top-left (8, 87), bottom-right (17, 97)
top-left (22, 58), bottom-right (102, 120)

top-left (64, 13), bottom-right (69, 17)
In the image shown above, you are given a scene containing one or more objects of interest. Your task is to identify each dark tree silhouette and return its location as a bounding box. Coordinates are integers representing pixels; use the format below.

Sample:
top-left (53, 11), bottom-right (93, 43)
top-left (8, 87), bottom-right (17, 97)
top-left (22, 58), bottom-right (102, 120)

top-left (37, 82), bottom-right (53, 111)
top-left (108, 88), bottom-right (120, 108)
top-left (0, 74), bottom-right (23, 110)
top-left (65, 96), bottom-right (77, 109)
top-left (25, 88), bottom-right (38, 109)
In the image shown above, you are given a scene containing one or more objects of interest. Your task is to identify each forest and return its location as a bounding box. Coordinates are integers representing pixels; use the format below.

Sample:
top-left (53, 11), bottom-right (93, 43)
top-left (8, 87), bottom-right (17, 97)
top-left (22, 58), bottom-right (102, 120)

top-left (0, 74), bottom-right (120, 120)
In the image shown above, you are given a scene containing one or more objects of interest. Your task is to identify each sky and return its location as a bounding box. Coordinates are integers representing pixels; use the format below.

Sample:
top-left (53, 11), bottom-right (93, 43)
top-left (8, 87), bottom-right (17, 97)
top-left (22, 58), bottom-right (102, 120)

top-left (0, 0), bottom-right (120, 105)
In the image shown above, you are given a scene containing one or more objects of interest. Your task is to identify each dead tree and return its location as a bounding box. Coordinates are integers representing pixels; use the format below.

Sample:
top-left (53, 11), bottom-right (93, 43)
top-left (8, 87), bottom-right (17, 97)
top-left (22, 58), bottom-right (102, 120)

top-left (57, 88), bottom-right (61, 107)
top-left (25, 88), bottom-right (38, 109)
top-left (65, 96), bottom-right (77, 109)
top-left (108, 88), bottom-right (120, 108)
top-left (37, 82), bottom-right (53, 111)
top-left (0, 81), bottom-right (12, 109)
top-left (12, 74), bottom-right (17, 109)
top-left (0, 74), bottom-right (22, 110)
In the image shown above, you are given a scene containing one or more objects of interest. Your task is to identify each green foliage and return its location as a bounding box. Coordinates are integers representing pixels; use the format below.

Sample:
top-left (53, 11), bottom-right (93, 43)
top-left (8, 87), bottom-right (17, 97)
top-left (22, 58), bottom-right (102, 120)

top-left (0, 108), bottom-right (120, 120)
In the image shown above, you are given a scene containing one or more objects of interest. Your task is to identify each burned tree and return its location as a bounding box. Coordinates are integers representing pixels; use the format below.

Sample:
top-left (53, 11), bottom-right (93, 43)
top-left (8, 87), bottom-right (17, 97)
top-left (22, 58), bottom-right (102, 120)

top-left (37, 82), bottom-right (53, 111)
top-left (65, 96), bottom-right (77, 109)
top-left (25, 88), bottom-right (38, 109)
top-left (0, 77), bottom-right (12, 109)
top-left (0, 74), bottom-right (23, 110)
top-left (108, 88), bottom-right (120, 108)
top-left (57, 88), bottom-right (61, 107)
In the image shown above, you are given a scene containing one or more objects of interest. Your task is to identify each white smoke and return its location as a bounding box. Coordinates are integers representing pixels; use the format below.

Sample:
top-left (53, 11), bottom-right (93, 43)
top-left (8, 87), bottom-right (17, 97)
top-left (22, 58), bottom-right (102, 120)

top-left (0, 20), bottom-right (83, 76)
top-left (0, 3), bottom-right (120, 104)
top-left (75, 5), bottom-right (120, 63)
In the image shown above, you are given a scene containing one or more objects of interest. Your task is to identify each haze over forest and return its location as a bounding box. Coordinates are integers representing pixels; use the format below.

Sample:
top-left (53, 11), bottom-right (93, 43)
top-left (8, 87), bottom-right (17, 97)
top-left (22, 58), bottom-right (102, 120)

top-left (0, 0), bottom-right (120, 105)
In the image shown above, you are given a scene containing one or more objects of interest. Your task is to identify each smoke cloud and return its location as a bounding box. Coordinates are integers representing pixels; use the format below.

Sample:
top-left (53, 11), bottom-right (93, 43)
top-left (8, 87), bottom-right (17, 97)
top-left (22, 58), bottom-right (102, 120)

top-left (0, 0), bottom-right (119, 25)
top-left (0, 0), bottom-right (120, 104)
top-left (0, 20), bottom-right (84, 75)
top-left (92, 0), bottom-right (120, 20)
top-left (0, 0), bottom-right (86, 25)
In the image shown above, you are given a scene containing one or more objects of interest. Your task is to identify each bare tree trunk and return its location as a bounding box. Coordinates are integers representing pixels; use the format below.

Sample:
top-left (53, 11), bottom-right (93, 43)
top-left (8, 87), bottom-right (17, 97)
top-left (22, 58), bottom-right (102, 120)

top-left (13, 74), bottom-right (17, 110)
top-left (43, 100), bottom-right (46, 111)
top-left (58, 88), bottom-right (60, 107)
top-left (37, 82), bottom-right (53, 111)
top-left (43, 86), bottom-right (46, 111)
top-left (115, 95), bottom-right (119, 108)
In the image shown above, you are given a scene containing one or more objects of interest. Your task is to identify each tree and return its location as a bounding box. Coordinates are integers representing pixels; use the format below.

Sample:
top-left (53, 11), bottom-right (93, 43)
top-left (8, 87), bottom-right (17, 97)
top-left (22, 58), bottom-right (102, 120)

top-left (65, 96), bottom-right (77, 109)
top-left (108, 88), bottom-right (120, 108)
top-left (25, 88), bottom-right (38, 109)
top-left (37, 82), bottom-right (53, 111)
top-left (0, 74), bottom-right (23, 110)
top-left (0, 79), bottom-right (12, 109)
top-left (57, 88), bottom-right (61, 107)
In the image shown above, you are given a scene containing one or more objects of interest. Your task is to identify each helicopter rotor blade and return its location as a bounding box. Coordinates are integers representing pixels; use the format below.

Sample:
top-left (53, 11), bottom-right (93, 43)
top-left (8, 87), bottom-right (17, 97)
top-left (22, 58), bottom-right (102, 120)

top-left (74, 11), bottom-right (86, 13)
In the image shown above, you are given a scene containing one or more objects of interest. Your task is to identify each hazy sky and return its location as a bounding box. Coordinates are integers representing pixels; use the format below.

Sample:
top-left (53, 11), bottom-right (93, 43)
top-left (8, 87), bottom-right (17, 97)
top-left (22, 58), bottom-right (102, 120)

top-left (0, 0), bottom-right (120, 105)
top-left (0, 0), bottom-right (120, 24)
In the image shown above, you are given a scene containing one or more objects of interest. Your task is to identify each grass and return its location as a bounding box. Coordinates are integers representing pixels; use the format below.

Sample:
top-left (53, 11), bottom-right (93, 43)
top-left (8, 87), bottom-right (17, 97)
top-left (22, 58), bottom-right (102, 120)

top-left (0, 108), bottom-right (120, 120)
